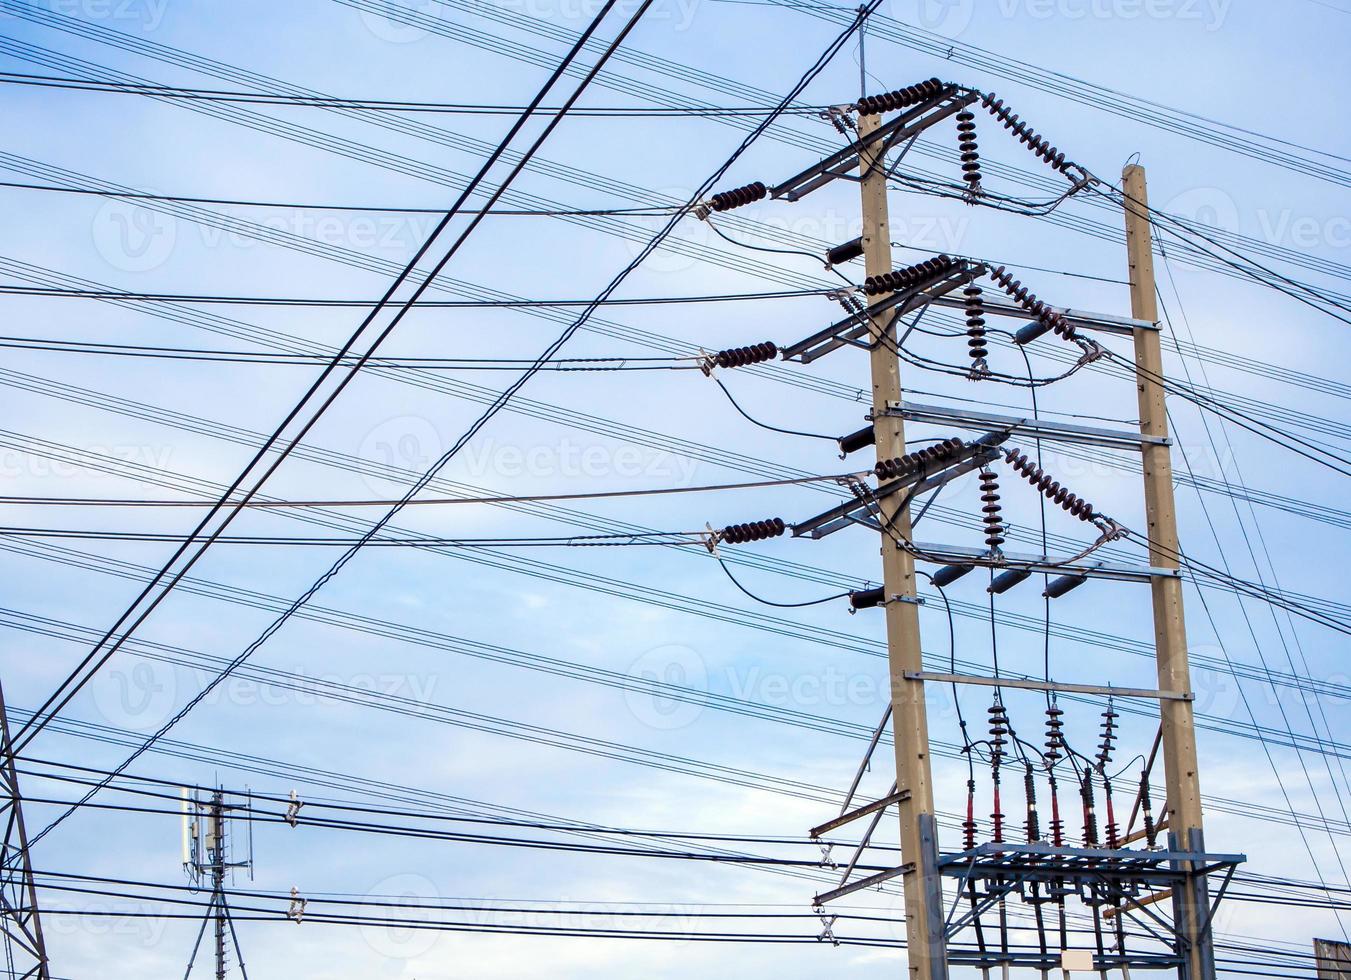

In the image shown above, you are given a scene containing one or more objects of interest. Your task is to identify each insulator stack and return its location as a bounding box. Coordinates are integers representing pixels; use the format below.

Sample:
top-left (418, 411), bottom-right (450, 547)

top-left (874, 436), bottom-right (965, 481)
top-left (1045, 705), bottom-right (1066, 847)
top-left (955, 110), bottom-right (982, 190)
top-left (1081, 771), bottom-right (1099, 847)
top-left (862, 255), bottom-right (956, 296)
top-left (1024, 763), bottom-right (1041, 843)
top-left (989, 700), bottom-right (1009, 844)
top-left (855, 77), bottom-right (946, 116)
top-left (964, 777), bottom-right (978, 850)
top-left (979, 468), bottom-right (1005, 550)
top-left (963, 284), bottom-right (988, 373)
top-left (988, 266), bottom-right (1077, 342)
top-left (707, 181), bottom-right (767, 212)
top-left (1096, 705), bottom-right (1119, 771)
top-left (1139, 771), bottom-right (1158, 847)
top-left (719, 518), bottom-right (785, 544)
top-left (1004, 448), bottom-right (1097, 521)
top-left (979, 93), bottom-right (1074, 175)
top-left (714, 342), bottom-right (778, 368)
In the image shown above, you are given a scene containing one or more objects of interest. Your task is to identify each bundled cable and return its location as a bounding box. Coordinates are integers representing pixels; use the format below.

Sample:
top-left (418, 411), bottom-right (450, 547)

top-left (854, 77), bottom-right (947, 116)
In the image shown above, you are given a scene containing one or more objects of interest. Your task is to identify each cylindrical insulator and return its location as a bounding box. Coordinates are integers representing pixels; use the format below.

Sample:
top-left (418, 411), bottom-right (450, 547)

top-left (991, 781), bottom-right (1005, 845)
top-left (1048, 775), bottom-right (1064, 847)
top-left (825, 237), bottom-right (864, 266)
top-left (980, 93), bottom-right (1073, 174)
top-left (1096, 706), bottom-right (1119, 770)
top-left (1024, 764), bottom-right (1041, 842)
top-left (874, 436), bottom-right (964, 481)
top-left (862, 255), bottom-right (955, 296)
top-left (1004, 448), bottom-right (1098, 523)
top-left (988, 568), bottom-right (1030, 595)
top-left (979, 468), bottom-right (1005, 549)
top-left (1045, 705), bottom-right (1065, 766)
top-left (1103, 778), bottom-right (1119, 849)
top-left (714, 341), bottom-right (778, 369)
top-left (855, 77), bottom-right (946, 116)
top-left (837, 425), bottom-right (875, 457)
top-left (708, 181), bottom-right (767, 212)
top-left (719, 517), bottom-right (786, 544)
top-left (955, 110), bottom-right (982, 189)
top-left (1140, 772), bottom-right (1158, 848)
top-left (1043, 574), bottom-right (1087, 599)
top-left (848, 586), bottom-right (885, 611)
top-left (932, 563), bottom-right (973, 587)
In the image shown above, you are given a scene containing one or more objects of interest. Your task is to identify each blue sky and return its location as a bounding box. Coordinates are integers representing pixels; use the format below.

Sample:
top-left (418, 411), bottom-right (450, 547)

top-left (2, 0), bottom-right (1349, 976)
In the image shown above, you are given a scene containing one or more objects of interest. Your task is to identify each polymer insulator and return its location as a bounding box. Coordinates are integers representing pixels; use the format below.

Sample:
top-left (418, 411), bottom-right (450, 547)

top-left (932, 563), bottom-right (973, 587)
top-left (825, 237), bottom-right (865, 266)
top-left (862, 255), bottom-right (956, 296)
top-left (719, 517), bottom-right (786, 544)
top-left (989, 701), bottom-right (1009, 844)
top-left (1139, 771), bottom-right (1158, 848)
top-left (874, 436), bottom-right (965, 481)
top-left (713, 341), bottom-right (778, 369)
top-left (1103, 776), bottom-right (1120, 850)
top-left (1081, 770), bottom-right (1099, 847)
top-left (963, 777), bottom-right (978, 851)
top-left (988, 265), bottom-right (1078, 343)
top-left (855, 77), bottom-right (947, 116)
top-left (1004, 448), bottom-right (1097, 522)
top-left (707, 181), bottom-right (767, 212)
top-left (1047, 772), bottom-right (1065, 848)
top-left (979, 92), bottom-right (1074, 175)
top-left (963, 283), bottom-right (988, 370)
top-left (979, 468), bottom-right (1005, 550)
top-left (1043, 573), bottom-right (1087, 599)
top-left (1024, 763), bottom-right (1041, 843)
top-left (955, 110), bottom-right (982, 190)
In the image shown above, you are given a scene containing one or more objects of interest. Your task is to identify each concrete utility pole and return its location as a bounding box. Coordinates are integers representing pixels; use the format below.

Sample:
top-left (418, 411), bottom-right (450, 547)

top-left (1122, 163), bottom-right (1215, 980)
top-left (858, 111), bottom-right (948, 980)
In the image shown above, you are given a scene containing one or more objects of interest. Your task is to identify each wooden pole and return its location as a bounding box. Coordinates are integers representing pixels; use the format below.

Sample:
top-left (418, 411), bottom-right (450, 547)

top-left (1122, 163), bottom-right (1214, 980)
top-left (858, 110), bottom-right (948, 980)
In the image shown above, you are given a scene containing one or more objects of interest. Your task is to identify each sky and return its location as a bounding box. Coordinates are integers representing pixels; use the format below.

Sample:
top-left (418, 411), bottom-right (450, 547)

top-left (1, 0), bottom-right (1350, 976)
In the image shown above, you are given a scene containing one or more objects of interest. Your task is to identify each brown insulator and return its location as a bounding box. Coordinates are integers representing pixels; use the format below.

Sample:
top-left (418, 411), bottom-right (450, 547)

top-left (714, 341), bottom-right (778, 368)
top-left (979, 468), bottom-right (1005, 549)
top-left (862, 255), bottom-right (956, 296)
top-left (988, 265), bottom-right (1078, 341)
top-left (719, 518), bottom-right (786, 544)
top-left (963, 284), bottom-right (988, 366)
top-left (964, 777), bottom-right (978, 850)
top-left (1004, 448), bottom-right (1098, 522)
top-left (855, 77), bottom-right (947, 116)
top-left (1024, 763), bottom-right (1041, 842)
top-left (708, 181), bottom-right (767, 212)
top-left (980, 93), bottom-right (1074, 174)
top-left (955, 110), bottom-right (982, 189)
top-left (874, 436), bottom-right (965, 481)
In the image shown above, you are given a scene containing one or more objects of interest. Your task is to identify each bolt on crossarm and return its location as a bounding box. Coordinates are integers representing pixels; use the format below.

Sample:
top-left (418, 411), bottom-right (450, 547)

top-left (858, 110), bottom-right (949, 980)
top-left (1122, 162), bottom-right (1215, 980)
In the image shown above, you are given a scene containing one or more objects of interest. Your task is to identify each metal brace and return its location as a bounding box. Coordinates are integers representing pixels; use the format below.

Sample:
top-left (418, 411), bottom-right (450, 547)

top-left (817, 913), bottom-right (840, 945)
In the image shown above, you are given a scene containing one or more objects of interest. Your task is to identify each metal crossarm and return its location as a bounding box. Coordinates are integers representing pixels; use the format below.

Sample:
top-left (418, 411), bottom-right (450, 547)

top-left (909, 541), bottom-right (1180, 582)
top-left (771, 90), bottom-right (978, 202)
top-left (782, 266), bottom-right (982, 364)
top-left (885, 400), bottom-right (1169, 451)
top-left (926, 292), bottom-right (1158, 336)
